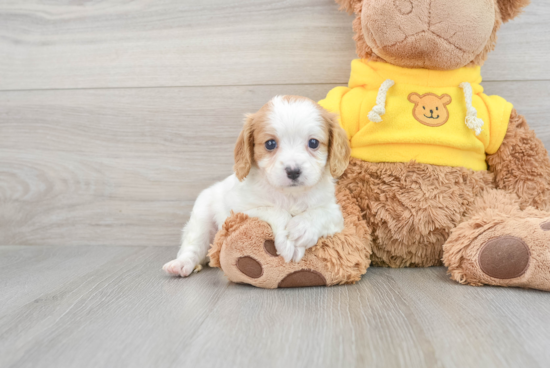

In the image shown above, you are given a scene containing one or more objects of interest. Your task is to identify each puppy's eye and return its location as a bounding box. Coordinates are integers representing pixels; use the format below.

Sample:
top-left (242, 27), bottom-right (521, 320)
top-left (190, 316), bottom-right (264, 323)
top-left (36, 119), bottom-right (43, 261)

top-left (308, 139), bottom-right (320, 149)
top-left (423, 106), bottom-right (426, 110)
top-left (436, 107), bottom-right (439, 111)
top-left (265, 139), bottom-right (277, 151)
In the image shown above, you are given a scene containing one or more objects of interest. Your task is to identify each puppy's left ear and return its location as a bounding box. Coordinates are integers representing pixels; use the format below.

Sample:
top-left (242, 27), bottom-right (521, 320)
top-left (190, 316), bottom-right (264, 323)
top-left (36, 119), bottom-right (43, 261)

top-left (234, 113), bottom-right (255, 181)
top-left (325, 111), bottom-right (351, 178)
top-left (497, 0), bottom-right (530, 23)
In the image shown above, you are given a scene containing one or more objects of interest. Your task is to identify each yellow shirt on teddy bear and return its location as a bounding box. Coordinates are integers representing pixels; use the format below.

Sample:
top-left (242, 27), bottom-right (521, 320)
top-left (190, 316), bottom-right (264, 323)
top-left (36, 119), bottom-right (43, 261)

top-left (319, 60), bottom-right (514, 171)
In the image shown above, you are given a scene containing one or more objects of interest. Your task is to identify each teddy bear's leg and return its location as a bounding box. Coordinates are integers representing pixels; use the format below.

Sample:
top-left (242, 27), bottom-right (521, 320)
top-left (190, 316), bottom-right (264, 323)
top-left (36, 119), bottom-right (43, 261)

top-left (443, 189), bottom-right (550, 291)
top-left (207, 187), bottom-right (372, 289)
top-left (487, 110), bottom-right (550, 211)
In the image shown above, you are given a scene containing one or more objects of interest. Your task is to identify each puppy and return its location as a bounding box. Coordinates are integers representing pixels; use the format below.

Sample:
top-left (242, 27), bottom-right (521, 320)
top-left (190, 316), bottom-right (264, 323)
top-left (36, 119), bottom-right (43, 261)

top-left (163, 95), bottom-right (350, 277)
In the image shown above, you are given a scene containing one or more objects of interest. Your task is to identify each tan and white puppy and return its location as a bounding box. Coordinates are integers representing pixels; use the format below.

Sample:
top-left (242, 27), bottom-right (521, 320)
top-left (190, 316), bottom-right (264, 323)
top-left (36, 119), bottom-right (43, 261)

top-left (163, 96), bottom-right (350, 277)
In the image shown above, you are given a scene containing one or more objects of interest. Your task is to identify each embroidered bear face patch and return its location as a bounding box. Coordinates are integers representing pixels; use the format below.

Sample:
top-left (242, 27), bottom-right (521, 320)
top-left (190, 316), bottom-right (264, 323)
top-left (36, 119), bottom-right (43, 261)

top-left (408, 93), bottom-right (452, 127)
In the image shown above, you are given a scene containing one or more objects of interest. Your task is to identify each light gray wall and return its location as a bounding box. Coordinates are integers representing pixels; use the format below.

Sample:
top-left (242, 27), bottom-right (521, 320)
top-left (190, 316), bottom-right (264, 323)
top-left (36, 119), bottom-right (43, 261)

top-left (1, 0), bottom-right (549, 246)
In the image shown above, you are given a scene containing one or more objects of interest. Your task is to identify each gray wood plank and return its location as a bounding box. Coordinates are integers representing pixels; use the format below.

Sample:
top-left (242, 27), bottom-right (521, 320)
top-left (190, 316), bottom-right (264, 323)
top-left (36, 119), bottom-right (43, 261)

top-left (182, 268), bottom-right (550, 368)
top-left (484, 80), bottom-right (550, 143)
top-left (483, 2), bottom-right (550, 82)
top-left (0, 246), bottom-right (549, 368)
top-left (0, 0), bottom-right (548, 91)
top-left (181, 269), bottom-right (441, 368)
top-left (0, 246), bottom-right (229, 368)
top-left (392, 268), bottom-right (550, 368)
top-left (0, 245), bottom-right (139, 316)
top-left (0, 0), bottom-right (356, 91)
top-left (2, 81), bottom-right (549, 247)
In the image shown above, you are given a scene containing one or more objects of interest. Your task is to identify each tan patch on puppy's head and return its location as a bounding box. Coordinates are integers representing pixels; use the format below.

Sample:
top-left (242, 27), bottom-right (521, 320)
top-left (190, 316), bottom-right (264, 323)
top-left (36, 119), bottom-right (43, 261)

top-left (233, 113), bottom-right (255, 181)
top-left (251, 107), bottom-right (277, 169)
top-left (280, 95), bottom-right (351, 178)
top-left (233, 101), bottom-right (276, 181)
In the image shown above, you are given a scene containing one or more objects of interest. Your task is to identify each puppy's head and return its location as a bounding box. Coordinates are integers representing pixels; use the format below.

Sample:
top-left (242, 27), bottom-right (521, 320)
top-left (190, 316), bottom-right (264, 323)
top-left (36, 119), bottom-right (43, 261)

top-left (234, 96), bottom-right (350, 189)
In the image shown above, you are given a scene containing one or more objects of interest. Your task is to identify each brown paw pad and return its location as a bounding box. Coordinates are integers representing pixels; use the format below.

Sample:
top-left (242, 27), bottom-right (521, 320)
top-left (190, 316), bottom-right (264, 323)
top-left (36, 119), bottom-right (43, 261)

top-left (278, 270), bottom-right (327, 288)
top-left (478, 236), bottom-right (530, 280)
top-left (236, 256), bottom-right (263, 279)
top-left (264, 240), bottom-right (278, 257)
top-left (540, 220), bottom-right (550, 231)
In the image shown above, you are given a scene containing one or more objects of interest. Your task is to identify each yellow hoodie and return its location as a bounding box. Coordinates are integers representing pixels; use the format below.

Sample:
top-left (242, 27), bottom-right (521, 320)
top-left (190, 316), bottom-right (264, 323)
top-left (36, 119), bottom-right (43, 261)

top-left (319, 60), bottom-right (513, 171)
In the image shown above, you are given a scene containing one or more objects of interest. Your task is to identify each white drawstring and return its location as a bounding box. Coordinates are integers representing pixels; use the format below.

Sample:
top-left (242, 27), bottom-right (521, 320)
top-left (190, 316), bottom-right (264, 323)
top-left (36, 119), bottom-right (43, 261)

top-left (459, 82), bottom-right (484, 136)
top-left (368, 79), bottom-right (395, 123)
top-left (369, 80), bottom-right (484, 135)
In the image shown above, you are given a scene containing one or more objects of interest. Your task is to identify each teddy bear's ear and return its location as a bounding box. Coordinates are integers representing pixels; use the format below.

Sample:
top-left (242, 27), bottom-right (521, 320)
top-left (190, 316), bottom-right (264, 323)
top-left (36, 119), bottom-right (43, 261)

top-left (497, 0), bottom-right (530, 23)
top-left (408, 93), bottom-right (421, 104)
top-left (334, 0), bottom-right (362, 14)
top-left (440, 94), bottom-right (452, 105)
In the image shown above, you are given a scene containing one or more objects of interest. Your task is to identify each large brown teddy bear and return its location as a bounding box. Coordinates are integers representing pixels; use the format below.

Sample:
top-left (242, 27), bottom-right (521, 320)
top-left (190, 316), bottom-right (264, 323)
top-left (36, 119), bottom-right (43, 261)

top-left (208, 0), bottom-right (550, 291)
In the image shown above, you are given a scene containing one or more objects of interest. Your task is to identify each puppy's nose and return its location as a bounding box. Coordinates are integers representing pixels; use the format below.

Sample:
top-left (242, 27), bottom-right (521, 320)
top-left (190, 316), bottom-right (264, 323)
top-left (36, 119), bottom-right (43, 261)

top-left (430, 109), bottom-right (434, 114)
top-left (285, 167), bottom-right (301, 181)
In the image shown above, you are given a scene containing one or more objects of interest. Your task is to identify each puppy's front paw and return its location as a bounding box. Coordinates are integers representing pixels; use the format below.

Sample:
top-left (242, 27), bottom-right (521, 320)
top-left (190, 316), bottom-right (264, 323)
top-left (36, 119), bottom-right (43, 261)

top-left (275, 234), bottom-right (296, 263)
top-left (287, 216), bottom-right (320, 250)
top-left (162, 258), bottom-right (197, 277)
top-left (291, 247), bottom-right (306, 263)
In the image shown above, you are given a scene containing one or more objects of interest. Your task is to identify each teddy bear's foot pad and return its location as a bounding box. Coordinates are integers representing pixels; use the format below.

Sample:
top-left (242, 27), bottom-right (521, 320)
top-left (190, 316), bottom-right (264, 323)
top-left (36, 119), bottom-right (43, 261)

top-left (236, 256), bottom-right (263, 279)
top-left (278, 270), bottom-right (327, 288)
top-left (263, 240), bottom-right (278, 257)
top-left (478, 236), bottom-right (531, 280)
top-left (445, 216), bottom-right (550, 291)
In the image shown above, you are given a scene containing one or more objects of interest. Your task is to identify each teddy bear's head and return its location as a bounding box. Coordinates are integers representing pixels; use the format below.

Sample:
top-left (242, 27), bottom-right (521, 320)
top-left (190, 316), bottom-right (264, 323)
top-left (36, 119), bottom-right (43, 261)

top-left (335, 0), bottom-right (530, 70)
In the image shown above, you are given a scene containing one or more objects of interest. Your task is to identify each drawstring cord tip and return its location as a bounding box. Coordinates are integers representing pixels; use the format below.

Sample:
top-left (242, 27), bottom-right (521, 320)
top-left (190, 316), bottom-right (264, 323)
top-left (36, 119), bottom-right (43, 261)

top-left (368, 79), bottom-right (395, 123)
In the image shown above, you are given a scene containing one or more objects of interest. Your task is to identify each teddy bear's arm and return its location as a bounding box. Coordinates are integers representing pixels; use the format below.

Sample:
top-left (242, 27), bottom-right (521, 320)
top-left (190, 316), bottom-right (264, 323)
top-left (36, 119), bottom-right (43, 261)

top-left (487, 109), bottom-right (550, 210)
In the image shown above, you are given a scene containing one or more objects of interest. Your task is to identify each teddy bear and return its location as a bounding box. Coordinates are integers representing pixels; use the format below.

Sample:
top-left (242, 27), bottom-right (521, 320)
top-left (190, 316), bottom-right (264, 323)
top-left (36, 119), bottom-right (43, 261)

top-left (207, 0), bottom-right (550, 291)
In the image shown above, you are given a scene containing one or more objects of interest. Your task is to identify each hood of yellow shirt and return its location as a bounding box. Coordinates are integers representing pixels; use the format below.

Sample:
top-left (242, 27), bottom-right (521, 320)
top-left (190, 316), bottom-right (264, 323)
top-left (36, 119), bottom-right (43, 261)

top-left (348, 60), bottom-right (484, 93)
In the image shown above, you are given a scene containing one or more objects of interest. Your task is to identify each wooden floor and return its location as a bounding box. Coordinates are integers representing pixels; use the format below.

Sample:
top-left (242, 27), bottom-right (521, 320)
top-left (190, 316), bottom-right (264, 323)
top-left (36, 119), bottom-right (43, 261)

top-left (2, 0), bottom-right (550, 367)
top-left (0, 245), bottom-right (549, 368)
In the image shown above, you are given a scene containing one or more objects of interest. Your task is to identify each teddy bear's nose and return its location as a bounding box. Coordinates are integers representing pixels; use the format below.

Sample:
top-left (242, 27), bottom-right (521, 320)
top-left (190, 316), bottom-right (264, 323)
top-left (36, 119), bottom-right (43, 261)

top-left (430, 109), bottom-right (434, 114)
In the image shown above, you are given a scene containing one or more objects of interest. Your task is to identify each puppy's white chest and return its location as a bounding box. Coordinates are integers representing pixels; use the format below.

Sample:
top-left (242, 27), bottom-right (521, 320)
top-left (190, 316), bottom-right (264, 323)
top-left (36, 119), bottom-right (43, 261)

top-left (289, 202), bottom-right (308, 217)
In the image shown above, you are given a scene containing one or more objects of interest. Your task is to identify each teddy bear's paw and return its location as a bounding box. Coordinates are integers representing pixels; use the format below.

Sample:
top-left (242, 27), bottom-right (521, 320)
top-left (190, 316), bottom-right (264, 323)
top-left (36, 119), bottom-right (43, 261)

top-left (216, 217), bottom-right (334, 288)
top-left (225, 237), bottom-right (330, 288)
top-left (444, 216), bottom-right (550, 292)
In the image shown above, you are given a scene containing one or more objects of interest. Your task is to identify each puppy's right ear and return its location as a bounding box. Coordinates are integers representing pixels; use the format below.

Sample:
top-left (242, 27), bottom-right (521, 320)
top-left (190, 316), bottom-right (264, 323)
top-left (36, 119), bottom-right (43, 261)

top-left (335, 0), bottom-right (362, 14)
top-left (325, 111), bottom-right (351, 178)
top-left (234, 113), bottom-right (255, 181)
